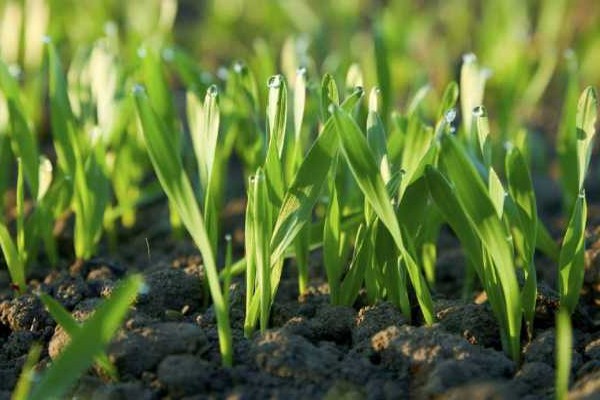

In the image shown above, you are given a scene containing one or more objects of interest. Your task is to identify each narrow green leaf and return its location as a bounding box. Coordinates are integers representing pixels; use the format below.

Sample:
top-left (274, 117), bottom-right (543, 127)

top-left (436, 82), bottom-right (459, 120)
top-left (506, 145), bottom-right (538, 337)
top-left (555, 307), bottom-right (572, 400)
top-left (251, 169), bottom-right (272, 332)
top-left (244, 178), bottom-right (257, 337)
top-left (263, 75), bottom-right (288, 207)
top-left (373, 20), bottom-right (390, 120)
top-left (488, 167), bottom-right (505, 218)
top-left (439, 133), bottom-right (521, 361)
top-left (425, 166), bottom-right (484, 282)
top-left (339, 223), bottom-right (369, 306)
top-left (558, 193), bottom-right (586, 314)
top-left (332, 105), bottom-right (434, 324)
top-left (7, 98), bottom-right (39, 198)
top-left (293, 67), bottom-right (307, 141)
top-left (39, 293), bottom-right (117, 379)
top-left (367, 88), bottom-right (390, 183)
top-left (320, 73), bottom-right (339, 122)
top-left (323, 168), bottom-right (343, 303)
top-left (399, 117), bottom-right (435, 197)
top-left (12, 343), bottom-right (42, 400)
top-left (406, 84), bottom-right (431, 116)
top-left (267, 75), bottom-right (288, 157)
top-left (556, 52), bottom-right (579, 211)
top-left (575, 86), bottom-right (597, 192)
top-left (133, 87), bottom-right (232, 366)
top-left (46, 40), bottom-right (79, 178)
top-left (269, 88), bottom-right (364, 263)
top-left (30, 274), bottom-right (143, 400)
top-left (472, 105), bottom-right (492, 166)
top-left (460, 53), bottom-right (489, 137)
top-left (0, 223), bottom-right (25, 293)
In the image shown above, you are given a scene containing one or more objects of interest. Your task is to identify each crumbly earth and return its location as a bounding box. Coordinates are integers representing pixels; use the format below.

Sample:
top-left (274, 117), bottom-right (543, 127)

top-left (1, 183), bottom-right (600, 399)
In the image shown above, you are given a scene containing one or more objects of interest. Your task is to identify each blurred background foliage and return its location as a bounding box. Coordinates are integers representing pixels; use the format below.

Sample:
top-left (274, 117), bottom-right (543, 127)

top-left (1, 0), bottom-right (600, 148)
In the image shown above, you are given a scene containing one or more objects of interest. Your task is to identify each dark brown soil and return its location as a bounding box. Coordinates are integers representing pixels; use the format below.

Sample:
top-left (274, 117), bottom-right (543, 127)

top-left (1, 176), bottom-right (600, 400)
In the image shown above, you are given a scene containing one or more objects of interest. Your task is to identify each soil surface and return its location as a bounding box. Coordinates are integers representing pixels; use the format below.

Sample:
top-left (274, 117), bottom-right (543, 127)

top-left (1, 175), bottom-right (600, 399)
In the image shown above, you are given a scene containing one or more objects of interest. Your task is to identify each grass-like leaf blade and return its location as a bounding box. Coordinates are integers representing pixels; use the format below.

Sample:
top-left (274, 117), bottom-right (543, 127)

top-left (29, 274), bottom-right (143, 400)
top-left (133, 86), bottom-right (232, 366)
top-left (332, 105), bottom-right (434, 324)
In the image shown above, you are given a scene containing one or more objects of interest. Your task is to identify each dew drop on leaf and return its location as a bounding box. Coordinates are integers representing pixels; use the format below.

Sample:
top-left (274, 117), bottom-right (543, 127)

top-left (472, 105), bottom-right (487, 118)
top-left (444, 108), bottom-right (457, 124)
top-left (267, 75), bottom-right (283, 89)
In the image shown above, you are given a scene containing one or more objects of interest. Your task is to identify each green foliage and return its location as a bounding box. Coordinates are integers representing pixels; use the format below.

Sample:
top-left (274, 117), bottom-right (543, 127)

top-left (332, 104), bottom-right (435, 325)
top-left (558, 87), bottom-right (597, 315)
top-left (555, 307), bottom-right (572, 400)
top-left (25, 274), bottom-right (143, 400)
top-left (133, 86), bottom-right (232, 366)
top-left (428, 133), bottom-right (522, 361)
top-left (1, 3), bottom-right (599, 394)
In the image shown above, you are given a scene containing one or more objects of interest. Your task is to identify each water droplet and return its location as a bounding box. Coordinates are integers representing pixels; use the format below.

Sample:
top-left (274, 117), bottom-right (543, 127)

top-left (267, 75), bottom-right (283, 89)
top-left (162, 47), bottom-right (175, 62)
top-left (462, 53), bottom-right (477, 64)
top-left (296, 67), bottom-right (307, 77)
top-left (472, 105), bottom-right (487, 118)
top-left (132, 84), bottom-right (146, 95)
top-left (327, 103), bottom-right (336, 114)
top-left (233, 61), bottom-right (245, 73)
top-left (139, 283), bottom-right (151, 295)
top-left (207, 84), bottom-right (219, 97)
top-left (217, 67), bottom-right (229, 80)
top-left (104, 21), bottom-right (117, 36)
top-left (224, 234), bottom-right (232, 242)
top-left (353, 86), bottom-right (364, 97)
top-left (137, 46), bottom-right (147, 59)
top-left (449, 126), bottom-right (457, 134)
top-left (8, 64), bottom-right (21, 79)
top-left (41, 35), bottom-right (52, 44)
top-left (444, 108), bottom-right (457, 124)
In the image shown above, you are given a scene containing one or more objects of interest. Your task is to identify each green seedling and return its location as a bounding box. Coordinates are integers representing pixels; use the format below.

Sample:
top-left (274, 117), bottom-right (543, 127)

top-left (460, 54), bottom-right (490, 140)
top-left (555, 307), bottom-right (572, 400)
top-left (12, 343), bottom-right (42, 400)
top-left (558, 87), bottom-right (597, 315)
top-left (133, 85), bottom-right (232, 366)
top-left (24, 274), bottom-right (143, 400)
top-left (188, 84), bottom-right (222, 254)
top-left (332, 104), bottom-right (435, 325)
top-left (39, 293), bottom-right (117, 379)
top-left (47, 40), bottom-right (109, 260)
top-left (427, 133), bottom-right (522, 361)
top-left (0, 160), bottom-right (26, 293)
top-left (505, 145), bottom-right (538, 338)
top-left (556, 51), bottom-right (580, 213)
